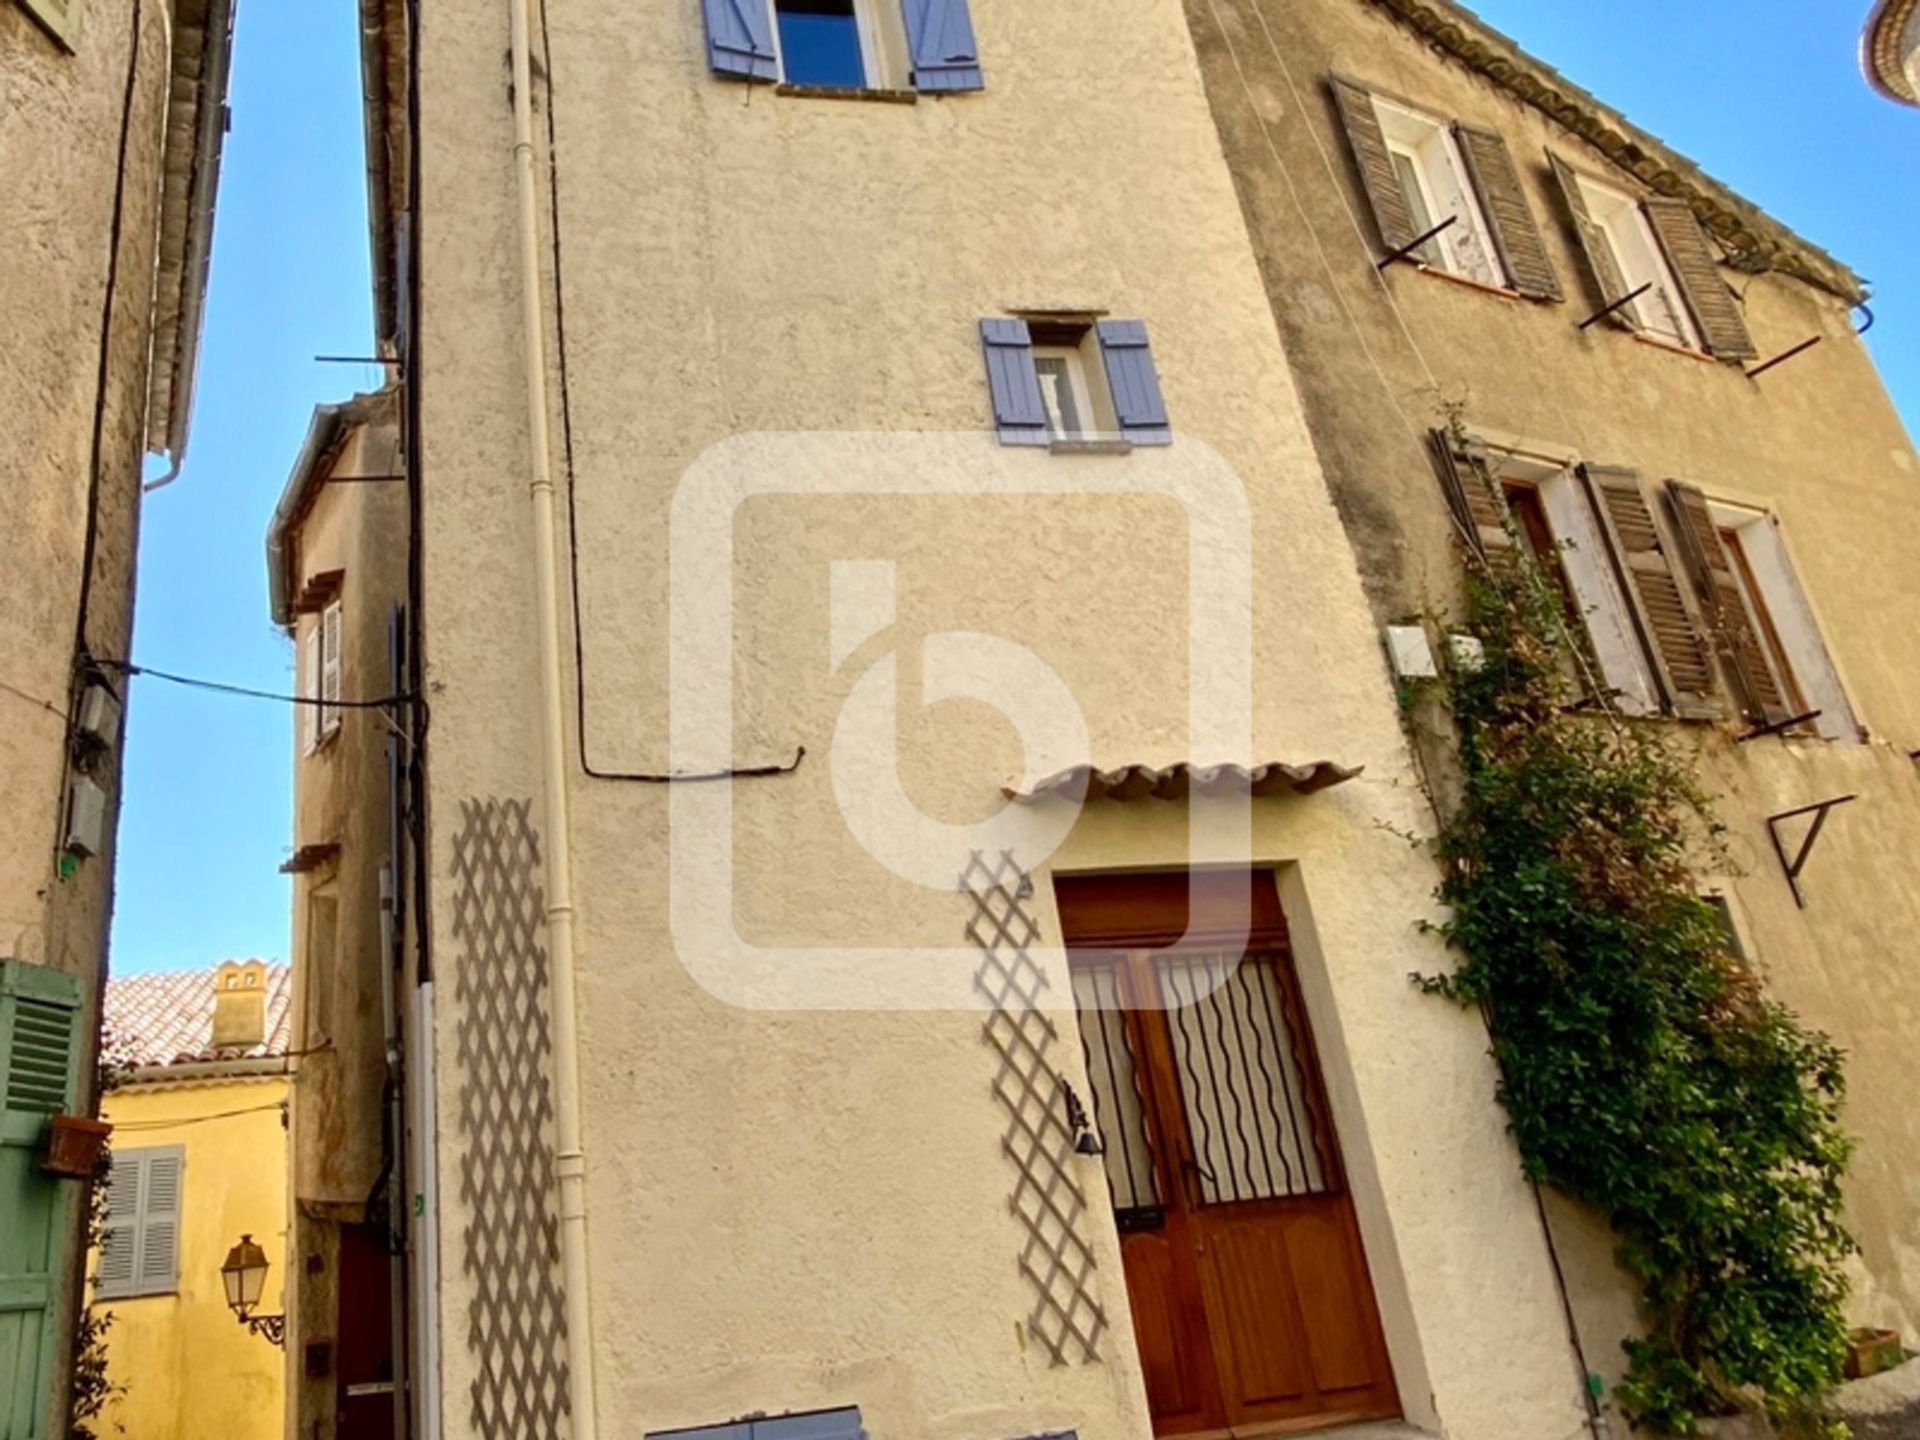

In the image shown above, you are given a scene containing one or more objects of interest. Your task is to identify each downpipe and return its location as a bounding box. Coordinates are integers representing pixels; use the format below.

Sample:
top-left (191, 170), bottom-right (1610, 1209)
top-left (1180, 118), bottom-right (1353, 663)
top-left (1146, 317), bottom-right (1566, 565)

top-left (507, 0), bottom-right (598, 1432)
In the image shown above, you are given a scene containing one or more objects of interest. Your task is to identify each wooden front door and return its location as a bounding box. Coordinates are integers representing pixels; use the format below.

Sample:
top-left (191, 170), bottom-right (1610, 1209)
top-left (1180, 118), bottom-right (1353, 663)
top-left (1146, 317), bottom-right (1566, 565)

top-left (1060, 872), bottom-right (1398, 1437)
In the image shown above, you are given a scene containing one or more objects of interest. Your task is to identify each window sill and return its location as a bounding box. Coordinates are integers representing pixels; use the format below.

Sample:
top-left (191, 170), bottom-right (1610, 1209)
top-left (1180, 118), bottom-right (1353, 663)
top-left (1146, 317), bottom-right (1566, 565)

top-left (1631, 331), bottom-right (1718, 365)
top-left (773, 83), bottom-right (918, 105)
top-left (1408, 264), bottom-right (1525, 303)
top-left (1049, 438), bottom-right (1134, 456)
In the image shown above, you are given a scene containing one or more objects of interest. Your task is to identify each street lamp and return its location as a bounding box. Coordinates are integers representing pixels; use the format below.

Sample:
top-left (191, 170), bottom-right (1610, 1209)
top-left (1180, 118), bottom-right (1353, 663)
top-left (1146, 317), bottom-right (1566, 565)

top-left (220, 1234), bottom-right (286, 1346)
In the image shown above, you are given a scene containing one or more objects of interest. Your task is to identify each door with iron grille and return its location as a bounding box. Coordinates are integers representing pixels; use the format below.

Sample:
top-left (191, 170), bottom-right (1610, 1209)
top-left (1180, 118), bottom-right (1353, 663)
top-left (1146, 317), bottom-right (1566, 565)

top-left (1061, 872), bottom-right (1398, 1436)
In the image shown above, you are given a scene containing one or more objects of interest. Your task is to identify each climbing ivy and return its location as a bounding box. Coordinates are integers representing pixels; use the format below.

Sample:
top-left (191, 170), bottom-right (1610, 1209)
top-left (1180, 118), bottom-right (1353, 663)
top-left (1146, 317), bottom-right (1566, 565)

top-left (1419, 497), bottom-right (1854, 1435)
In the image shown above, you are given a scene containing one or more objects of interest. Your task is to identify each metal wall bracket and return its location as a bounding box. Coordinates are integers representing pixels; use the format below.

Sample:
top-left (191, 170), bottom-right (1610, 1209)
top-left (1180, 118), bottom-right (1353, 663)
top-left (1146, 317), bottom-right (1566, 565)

top-left (1577, 281), bottom-right (1652, 330)
top-left (1766, 795), bottom-right (1857, 909)
top-left (1745, 336), bottom-right (1823, 381)
top-left (1737, 708), bottom-right (1823, 743)
top-left (1375, 215), bottom-right (1457, 271)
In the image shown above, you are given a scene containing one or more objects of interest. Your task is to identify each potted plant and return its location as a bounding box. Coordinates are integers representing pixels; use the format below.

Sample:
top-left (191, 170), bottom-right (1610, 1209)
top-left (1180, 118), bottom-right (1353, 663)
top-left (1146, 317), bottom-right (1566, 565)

top-left (41, 1115), bottom-right (112, 1180)
top-left (1844, 1327), bottom-right (1905, 1381)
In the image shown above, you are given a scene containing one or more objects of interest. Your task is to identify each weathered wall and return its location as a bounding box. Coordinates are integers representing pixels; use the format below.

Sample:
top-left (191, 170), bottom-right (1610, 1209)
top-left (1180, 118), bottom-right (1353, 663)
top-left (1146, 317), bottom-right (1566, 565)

top-left (280, 409), bottom-right (408, 1440)
top-left (93, 1077), bottom-right (290, 1440)
top-left (410, 0), bottom-right (1616, 1436)
top-left (1, 0), bottom-right (173, 1420)
top-left (1184, 0), bottom-right (1920, 1396)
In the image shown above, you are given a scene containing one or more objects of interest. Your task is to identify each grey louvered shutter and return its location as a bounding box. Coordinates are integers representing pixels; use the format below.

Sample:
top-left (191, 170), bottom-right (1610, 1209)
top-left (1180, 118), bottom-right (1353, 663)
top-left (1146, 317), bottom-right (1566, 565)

top-left (94, 1154), bottom-right (141, 1299)
top-left (18, 0), bottom-right (83, 49)
top-left (1663, 480), bottom-right (1788, 725)
top-left (1579, 465), bottom-right (1720, 719)
top-left (1642, 199), bottom-right (1757, 360)
top-left (702, 0), bottom-right (777, 81)
top-left (1548, 153), bottom-right (1636, 329)
top-left (135, 1149), bottom-right (183, 1295)
top-left (1429, 432), bottom-right (1512, 561)
top-left (902, 0), bottom-right (983, 92)
top-left (1330, 77), bottom-right (1416, 253)
top-left (979, 319), bottom-right (1048, 447)
top-left (1454, 125), bottom-right (1561, 301)
top-left (1096, 321), bottom-right (1172, 446)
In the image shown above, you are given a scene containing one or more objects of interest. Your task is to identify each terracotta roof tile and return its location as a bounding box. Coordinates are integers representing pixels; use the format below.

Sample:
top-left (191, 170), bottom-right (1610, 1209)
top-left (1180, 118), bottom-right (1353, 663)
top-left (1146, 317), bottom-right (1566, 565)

top-left (104, 962), bottom-right (294, 1068)
top-left (1005, 760), bottom-right (1362, 804)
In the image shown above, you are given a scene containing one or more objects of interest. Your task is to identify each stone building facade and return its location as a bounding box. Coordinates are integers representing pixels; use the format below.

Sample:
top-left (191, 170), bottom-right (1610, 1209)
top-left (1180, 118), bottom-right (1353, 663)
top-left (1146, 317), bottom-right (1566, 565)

top-left (0, 0), bottom-right (230, 1429)
top-left (1185, 0), bottom-right (1920, 1419)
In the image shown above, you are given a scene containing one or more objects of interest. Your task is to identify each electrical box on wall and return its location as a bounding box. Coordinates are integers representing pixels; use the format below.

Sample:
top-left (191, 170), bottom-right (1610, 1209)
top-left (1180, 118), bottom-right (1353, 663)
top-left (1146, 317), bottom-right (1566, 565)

top-left (76, 684), bottom-right (121, 748)
top-left (1384, 624), bottom-right (1437, 680)
top-left (65, 775), bottom-right (107, 857)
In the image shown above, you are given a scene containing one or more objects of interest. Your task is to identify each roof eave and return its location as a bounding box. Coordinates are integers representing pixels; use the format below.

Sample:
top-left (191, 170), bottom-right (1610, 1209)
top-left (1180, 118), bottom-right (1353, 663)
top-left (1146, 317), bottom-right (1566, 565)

top-left (1863, 0), bottom-right (1920, 106)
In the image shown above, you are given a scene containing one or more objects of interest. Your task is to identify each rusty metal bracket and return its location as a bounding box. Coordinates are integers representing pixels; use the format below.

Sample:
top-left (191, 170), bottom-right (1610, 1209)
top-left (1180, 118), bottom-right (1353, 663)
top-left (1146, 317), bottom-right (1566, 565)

top-left (1578, 281), bottom-right (1652, 330)
top-left (1737, 708), bottom-right (1823, 743)
top-left (1745, 336), bottom-right (1823, 381)
top-left (1375, 215), bottom-right (1457, 271)
top-left (1766, 795), bottom-right (1857, 909)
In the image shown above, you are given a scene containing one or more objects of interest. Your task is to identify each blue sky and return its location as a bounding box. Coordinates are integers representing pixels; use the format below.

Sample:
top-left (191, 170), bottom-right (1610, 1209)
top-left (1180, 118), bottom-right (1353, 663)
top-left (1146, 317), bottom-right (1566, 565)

top-left (107, 0), bottom-right (1920, 973)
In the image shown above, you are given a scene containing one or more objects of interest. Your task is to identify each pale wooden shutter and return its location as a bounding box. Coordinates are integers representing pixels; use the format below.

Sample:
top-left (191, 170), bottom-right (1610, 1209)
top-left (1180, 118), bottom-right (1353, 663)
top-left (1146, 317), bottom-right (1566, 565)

top-left (901, 0), bottom-right (983, 92)
top-left (1330, 77), bottom-right (1417, 253)
top-left (1429, 431), bottom-right (1513, 562)
top-left (701, 0), bottom-right (777, 81)
top-left (94, 1153), bottom-right (141, 1299)
top-left (979, 319), bottom-right (1049, 446)
top-left (1642, 199), bottom-right (1757, 360)
top-left (301, 627), bottom-right (320, 755)
top-left (1454, 125), bottom-right (1561, 301)
top-left (18, 0), bottom-right (84, 50)
top-left (135, 1149), bottom-right (183, 1295)
top-left (320, 602), bottom-right (343, 739)
top-left (1663, 480), bottom-right (1789, 725)
top-left (1578, 465), bottom-right (1719, 719)
top-left (1547, 153), bottom-right (1637, 330)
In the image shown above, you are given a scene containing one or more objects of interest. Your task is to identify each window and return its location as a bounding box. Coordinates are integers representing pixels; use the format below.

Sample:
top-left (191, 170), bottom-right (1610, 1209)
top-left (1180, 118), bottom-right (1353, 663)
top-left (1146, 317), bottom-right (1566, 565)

top-left (1703, 893), bottom-right (1749, 965)
top-left (304, 890), bottom-right (339, 1046)
top-left (648, 1408), bottom-right (865, 1440)
top-left (980, 316), bottom-right (1172, 448)
top-left (1570, 173), bottom-right (1699, 348)
top-left (96, 1146), bottom-right (185, 1300)
top-left (1372, 98), bottom-right (1500, 285)
top-left (775, 0), bottom-right (868, 87)
top-left (319, 600), bottom-right (343, 743)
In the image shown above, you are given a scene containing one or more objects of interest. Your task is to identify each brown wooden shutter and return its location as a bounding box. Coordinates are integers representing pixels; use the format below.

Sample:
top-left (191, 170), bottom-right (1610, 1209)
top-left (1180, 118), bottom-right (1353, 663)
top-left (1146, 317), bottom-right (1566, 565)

top-left (1330, 77), bottom-right (1417, 253)
top-left (1454, 126), bottom-right (1561, 301)
top-left (1663, 480), bottom-right (1789, 724)
top-left (1547, 153), bottom-right (1637, 330)
top-left (1578, 464), bottom-right (1720, 718)
top-left (1429, 431), bottom-right (1513, 561)
top-left (1642, 199), bottom-right (1757, 360)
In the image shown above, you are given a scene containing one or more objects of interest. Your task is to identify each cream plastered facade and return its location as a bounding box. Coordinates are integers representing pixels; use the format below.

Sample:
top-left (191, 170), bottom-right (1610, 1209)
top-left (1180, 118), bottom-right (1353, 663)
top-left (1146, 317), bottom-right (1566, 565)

top-left (1182, 0), bottom-right (1920, 1407)
top-left (274, 399), bottom-right (409, 1440)
top-left (91, 1077), bottom-right (289, 1440)
top-left (398, 0), bottom-right (1618, 1437)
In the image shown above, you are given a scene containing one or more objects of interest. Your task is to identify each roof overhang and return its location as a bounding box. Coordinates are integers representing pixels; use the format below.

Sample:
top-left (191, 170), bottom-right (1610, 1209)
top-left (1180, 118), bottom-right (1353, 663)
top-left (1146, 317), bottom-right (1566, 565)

top-left (359, 0), bottom-right (409, 346)
top-left (145, 0), bottom-right (238, 470)
top-left (1362, 0), bottom-right (1867, 304)
top-left (1864, 0), bottom-right (1920, 105)
top-left (264, 388), bottom-right (399, 626)
top-left (1007, 761), bottom-right (1363, 805)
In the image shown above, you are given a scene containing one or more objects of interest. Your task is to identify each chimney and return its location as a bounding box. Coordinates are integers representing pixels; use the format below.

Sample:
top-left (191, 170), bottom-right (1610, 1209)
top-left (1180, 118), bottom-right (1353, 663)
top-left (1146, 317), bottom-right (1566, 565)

top-left (212, 960), bottom-right (268, 1049)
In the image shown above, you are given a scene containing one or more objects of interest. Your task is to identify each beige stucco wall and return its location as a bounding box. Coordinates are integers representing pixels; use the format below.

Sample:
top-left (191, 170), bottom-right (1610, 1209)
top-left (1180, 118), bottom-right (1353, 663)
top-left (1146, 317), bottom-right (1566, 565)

top-left (1, 0), bottom-right (174, 1420)
top-left (279, 406), bottom-right (408, 1440)
top-left (407, 0), bottom-right (1621, 1436)
top-left (1184, 0), bottom-right (1920, 1401)
top-left (93, 1076), bottom-right (290, 1440)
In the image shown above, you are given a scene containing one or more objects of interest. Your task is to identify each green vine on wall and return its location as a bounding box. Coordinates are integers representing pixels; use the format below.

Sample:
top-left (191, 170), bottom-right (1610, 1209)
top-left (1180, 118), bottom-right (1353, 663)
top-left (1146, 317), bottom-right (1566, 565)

top-left (1418, 485), bottom-right (1854, 1434)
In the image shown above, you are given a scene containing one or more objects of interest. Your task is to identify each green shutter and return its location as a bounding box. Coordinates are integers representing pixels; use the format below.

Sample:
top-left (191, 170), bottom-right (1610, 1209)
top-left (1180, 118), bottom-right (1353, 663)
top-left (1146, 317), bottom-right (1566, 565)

top-left (0, 961), bottom-right (85, 1440)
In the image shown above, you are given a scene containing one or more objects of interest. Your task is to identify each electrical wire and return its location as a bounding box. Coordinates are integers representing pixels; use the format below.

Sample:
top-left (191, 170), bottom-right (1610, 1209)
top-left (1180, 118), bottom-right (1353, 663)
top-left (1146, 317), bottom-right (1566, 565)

top-left (109, 1100), bottom-right (288, 1131)
top-left (535, 0), bottom-right (805, 786)
top-left (94, 659), bottom-right (412, 711)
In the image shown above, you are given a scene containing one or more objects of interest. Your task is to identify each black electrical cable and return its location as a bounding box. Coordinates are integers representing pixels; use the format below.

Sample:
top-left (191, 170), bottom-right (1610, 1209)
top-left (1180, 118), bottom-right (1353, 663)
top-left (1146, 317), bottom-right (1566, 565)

top-left (535, 0), bottom-right (803, 786)
top-left (95, 659), bottom-right (413, 710)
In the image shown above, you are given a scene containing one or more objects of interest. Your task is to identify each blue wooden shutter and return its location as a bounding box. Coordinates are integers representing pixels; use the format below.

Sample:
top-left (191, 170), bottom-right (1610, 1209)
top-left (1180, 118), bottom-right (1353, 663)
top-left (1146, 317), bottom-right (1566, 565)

top-left (979, 319), bottom-right (1049, 447)
top-left (702, 0), bottom-right (777, 81)
top-left (902, 0), bottom-right (983, 92)
top-left (0, 961), bottom-right (84, 1440)
top-left (1095, 320), bottom-right (1172, 446)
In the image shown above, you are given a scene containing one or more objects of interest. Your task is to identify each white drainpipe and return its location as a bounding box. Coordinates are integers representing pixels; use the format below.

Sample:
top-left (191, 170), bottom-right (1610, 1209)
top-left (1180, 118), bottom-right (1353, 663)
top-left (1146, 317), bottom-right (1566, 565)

top-left (506, 0), bottom-right (598, 1432)
top-left (410, 980), bottom-right (443, 1440)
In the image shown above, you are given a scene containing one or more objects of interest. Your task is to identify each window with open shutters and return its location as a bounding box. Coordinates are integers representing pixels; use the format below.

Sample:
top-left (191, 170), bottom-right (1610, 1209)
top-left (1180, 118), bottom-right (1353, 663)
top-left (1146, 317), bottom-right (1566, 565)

top-left (96, 1146), bottom-right (185, 1300)
top-left (318, 601), bottom-right (343, 742)
top-left (703, 0), bottom-right (980, 92)
top-left (1, 960), bottom-right (85, 1440)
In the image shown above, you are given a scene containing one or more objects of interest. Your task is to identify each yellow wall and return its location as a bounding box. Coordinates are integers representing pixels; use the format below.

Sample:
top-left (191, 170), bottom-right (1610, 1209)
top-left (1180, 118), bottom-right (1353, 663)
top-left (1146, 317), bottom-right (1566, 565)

top-left (91, 1077), bottom-right (289, 1440)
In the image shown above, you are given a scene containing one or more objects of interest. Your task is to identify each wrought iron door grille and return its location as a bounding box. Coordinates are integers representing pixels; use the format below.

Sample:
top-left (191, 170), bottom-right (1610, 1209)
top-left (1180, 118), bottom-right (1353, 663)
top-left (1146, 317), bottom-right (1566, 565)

top-left (1068, 963), bottom-right (1161, 1221)
top-left (1159, 952), bottom-right (1329, 1202)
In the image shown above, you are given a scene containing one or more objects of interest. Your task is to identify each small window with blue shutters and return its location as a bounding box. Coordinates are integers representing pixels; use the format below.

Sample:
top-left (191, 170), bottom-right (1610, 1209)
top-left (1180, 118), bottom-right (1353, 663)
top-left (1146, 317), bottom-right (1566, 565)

top-left (649, 1407), bottom-right (866, 1440)
top-left (980, 315), bottom-right (1173, 449)
top-left (703, 0), bottom-right (981, 92)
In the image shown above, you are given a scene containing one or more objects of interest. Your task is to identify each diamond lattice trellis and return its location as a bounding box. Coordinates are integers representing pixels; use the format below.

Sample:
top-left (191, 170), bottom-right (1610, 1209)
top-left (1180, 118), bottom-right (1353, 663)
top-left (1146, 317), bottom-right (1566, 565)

top-left (451, 797), bottom-right (572, 1440)
top-left (965, 849), bottom-right (1108, 1365)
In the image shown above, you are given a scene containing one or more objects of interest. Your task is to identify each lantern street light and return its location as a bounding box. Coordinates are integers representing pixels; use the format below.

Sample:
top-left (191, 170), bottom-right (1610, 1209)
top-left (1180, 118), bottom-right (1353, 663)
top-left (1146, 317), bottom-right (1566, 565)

top-left (220, 1234), bottom-right (286, 1346)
